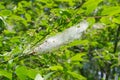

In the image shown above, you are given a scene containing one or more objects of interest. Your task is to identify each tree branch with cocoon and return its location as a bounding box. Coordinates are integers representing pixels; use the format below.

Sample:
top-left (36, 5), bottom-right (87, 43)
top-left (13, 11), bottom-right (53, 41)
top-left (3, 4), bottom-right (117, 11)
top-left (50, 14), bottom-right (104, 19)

top-left (0, 20), bottom-right (105, 64)
top-left (23, 20), bottom-right (105, 55)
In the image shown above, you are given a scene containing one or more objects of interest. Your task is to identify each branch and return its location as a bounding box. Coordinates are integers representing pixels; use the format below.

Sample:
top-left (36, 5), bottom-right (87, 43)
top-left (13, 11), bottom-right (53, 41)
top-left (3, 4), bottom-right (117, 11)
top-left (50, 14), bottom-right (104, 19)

top-left (113, 25), bottom-right (120, 53)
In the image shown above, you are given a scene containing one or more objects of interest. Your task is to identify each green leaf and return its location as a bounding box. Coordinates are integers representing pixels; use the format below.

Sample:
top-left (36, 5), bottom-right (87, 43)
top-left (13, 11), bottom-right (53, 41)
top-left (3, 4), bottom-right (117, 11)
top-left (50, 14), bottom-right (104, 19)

top-left (67, 71), bottom-right (86, 80)
top-left (0, 17), bottom-right (5, 33)
top-left (91, 41), bottom-right (98, 47)
top-left (87, 17), bottom-right (95, 26)
top-left (100, 17), bottom-right (111, 24)
top-left (0, 10), bottom-right (12, 16)
top-left (82, 0), bottom-right (103, 14)
top-left (101, 6), bottom-right (120, 16)
top-left (3, 30), bottom-right (15, 36)
top-left (0, 4), bottom-right (5, 9)
top-left (112, 16), bottom-right (120, 24)
top-left (19, 1), bottom-right (31, 7)
top-left (25, 13), bottom-right (31, 22)
top-left (15, 66), bottom-right (28, 80)
top-left (27, 69), bottom-right (39, 79)
top-left (44, 72), bottom-right (55, 80)
top-left (70, 53), bottom-right (86, 61)
top-left (0, 69), bottom-right (12, 80)
top-left (16, 66), bottom-right (40, 80)
top-left (66, 40), bottom-right (89, 47)
top-left (49, 65), bottom-right (63, 71)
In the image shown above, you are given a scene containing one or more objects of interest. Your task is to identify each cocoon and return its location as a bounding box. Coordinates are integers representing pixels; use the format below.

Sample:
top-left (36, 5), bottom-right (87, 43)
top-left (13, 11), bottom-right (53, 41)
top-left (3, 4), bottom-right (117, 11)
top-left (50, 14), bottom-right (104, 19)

top-left (33, 20), bottom-right (89, 54)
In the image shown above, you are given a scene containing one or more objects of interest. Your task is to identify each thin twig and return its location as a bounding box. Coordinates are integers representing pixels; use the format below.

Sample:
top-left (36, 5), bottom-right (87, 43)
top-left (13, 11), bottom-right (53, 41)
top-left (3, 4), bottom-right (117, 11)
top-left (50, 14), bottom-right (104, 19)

top-left (113, 25), bottom-right (120, 53)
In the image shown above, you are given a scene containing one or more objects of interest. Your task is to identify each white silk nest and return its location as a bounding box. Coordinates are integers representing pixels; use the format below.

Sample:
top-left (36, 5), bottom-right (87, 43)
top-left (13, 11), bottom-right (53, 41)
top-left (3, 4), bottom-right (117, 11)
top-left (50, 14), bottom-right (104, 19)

top-left (33, 20), bottom-right (89, 53)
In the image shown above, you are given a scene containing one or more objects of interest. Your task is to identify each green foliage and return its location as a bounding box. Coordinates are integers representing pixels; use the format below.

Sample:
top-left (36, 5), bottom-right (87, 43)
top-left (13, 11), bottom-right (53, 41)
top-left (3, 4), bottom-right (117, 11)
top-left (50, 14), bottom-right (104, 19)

top-left (0, 0), bottom-right (120, 80)
top-left (81, 0), bottom-right (103, 15)
top-left (0, 69), bottom-right (12, 80)
top-left (101, 6), bottom-right (120, 16)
